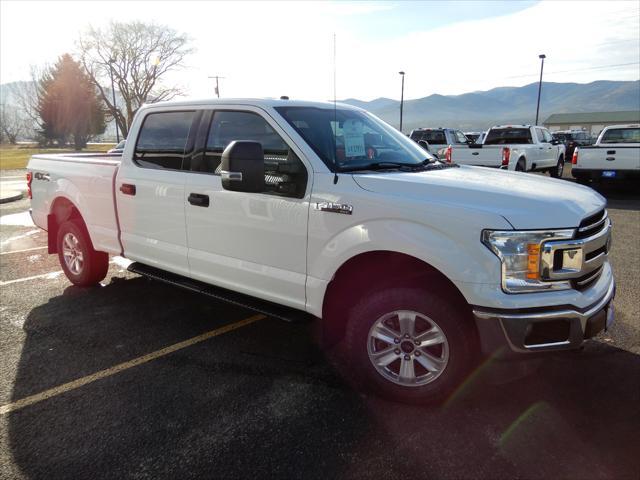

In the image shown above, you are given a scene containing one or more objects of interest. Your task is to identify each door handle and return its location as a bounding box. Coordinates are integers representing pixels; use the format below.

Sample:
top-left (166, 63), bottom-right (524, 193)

top-left (188, 193), bottom-right (210, 207)
top-left (472, 152), bottom-right (479, 155)
top-left (607, 150), bottom-right (616, 154)
top-left (120, 183), bottom-right (136, 196)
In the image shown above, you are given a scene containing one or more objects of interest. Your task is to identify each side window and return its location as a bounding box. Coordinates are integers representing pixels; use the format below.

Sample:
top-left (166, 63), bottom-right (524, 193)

top-left (543, 130), bottom-right (553, 143)
top-left (535, 128), bottom-right (546, 143)
top-left (194, 110), bottom-right (307, 198)
top-left (134, 111), bottom-right (195, 170)
top-left (454, 130), bottom-right (468, 144)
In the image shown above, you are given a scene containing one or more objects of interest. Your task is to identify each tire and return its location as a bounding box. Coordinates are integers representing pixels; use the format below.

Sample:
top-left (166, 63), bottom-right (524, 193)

top-left (57, 219), bottom-right (109, 286)
top-left (550, 156), bottom-right (564, 178)
top-left (344, 287), bottom-right (476, 404)
top-left (515, 158), bottom-right (526, 172)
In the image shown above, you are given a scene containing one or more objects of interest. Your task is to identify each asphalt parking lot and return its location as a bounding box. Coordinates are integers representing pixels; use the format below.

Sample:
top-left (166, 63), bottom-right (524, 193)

top-left (0, 169), bottom-right (639, 479)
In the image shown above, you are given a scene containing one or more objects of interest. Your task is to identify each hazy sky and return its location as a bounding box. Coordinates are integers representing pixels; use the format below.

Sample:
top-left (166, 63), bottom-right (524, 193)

top-left (1, 0), bottom-right (639, 101)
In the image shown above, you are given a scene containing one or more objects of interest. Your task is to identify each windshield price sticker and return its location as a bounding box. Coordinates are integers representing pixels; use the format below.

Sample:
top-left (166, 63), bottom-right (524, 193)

top-left (343, 119), bottom-right (366, 157)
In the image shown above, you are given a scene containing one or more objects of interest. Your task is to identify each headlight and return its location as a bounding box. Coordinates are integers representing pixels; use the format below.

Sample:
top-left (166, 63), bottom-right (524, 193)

top-left (482, 229), bottom-right (574, 293)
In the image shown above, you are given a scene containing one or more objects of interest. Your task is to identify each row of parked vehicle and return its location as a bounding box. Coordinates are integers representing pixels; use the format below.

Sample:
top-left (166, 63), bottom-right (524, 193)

top-left (409, 124), bottom-right (640, 183)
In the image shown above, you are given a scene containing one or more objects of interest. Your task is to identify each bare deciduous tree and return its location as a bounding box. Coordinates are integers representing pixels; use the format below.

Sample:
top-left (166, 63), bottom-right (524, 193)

top-left (78, 21), bottom-right (193, 138)
top-left (0, 103), bottom-right (30, 144)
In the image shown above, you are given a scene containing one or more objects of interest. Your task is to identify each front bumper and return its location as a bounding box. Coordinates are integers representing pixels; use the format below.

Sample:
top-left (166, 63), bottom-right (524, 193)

top-left (473, 279), bottom-right (615, 356)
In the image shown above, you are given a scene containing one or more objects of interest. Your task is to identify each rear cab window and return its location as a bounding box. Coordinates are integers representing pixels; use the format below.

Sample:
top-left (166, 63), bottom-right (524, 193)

top-left (409, 129), bottom-right (447, 145)
top-left (484, 128), bottom-right (533, 145)
top-left (600, 128), bottom-right (640, 144)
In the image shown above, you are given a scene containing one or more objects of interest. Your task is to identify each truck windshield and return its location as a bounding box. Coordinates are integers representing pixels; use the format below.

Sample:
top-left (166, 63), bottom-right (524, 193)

top-left (275, 106), bottom-right (430, 172)
top-left (484, 128), bottom-right (533, 145)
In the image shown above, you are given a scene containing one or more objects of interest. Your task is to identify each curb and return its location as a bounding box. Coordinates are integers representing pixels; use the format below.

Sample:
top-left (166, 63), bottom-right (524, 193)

top-left (0, 190), bottom-right (24, 204)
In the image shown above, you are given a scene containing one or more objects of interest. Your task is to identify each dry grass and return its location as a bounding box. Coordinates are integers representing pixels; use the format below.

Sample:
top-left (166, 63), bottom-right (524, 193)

top-left (0, 143), bottom-right (116, 170)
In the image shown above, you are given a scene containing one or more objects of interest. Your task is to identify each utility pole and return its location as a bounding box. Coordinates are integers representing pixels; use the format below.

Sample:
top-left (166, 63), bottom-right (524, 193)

top-left (208, 75), bottom-right (225, 98)
top-left (399, 71), bottom-right (405, 133)
top-left (535, 54), bottom-right (546, 126)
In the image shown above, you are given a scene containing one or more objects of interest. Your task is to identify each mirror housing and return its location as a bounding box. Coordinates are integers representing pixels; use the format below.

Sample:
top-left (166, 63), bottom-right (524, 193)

top-left (221, 141), bottom-right (265, 193)
top-left (417, 139), bottom-right (431, 152)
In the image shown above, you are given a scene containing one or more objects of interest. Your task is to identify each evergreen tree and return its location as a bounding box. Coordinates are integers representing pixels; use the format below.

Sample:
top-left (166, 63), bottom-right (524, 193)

top-left (37, 54), bottom-right (106, 149)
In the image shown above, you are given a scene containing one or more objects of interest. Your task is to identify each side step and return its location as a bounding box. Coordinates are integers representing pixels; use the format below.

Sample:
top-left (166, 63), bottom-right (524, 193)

top-left (127, 262), bottom-right (314, 323)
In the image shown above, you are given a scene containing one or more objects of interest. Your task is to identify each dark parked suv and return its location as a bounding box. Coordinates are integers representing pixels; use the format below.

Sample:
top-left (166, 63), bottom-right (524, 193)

top-left (552, 130), bottom-right (591, 159)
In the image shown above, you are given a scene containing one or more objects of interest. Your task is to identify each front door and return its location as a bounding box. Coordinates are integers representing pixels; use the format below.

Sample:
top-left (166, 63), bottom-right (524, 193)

top-left (183, 108), bottom-right (310, 310)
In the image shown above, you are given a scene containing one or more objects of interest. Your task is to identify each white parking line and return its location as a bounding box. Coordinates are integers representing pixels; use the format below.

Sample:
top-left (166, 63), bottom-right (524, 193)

top-left (0, 246), bottom-right (47, 255)
top-left (0, 270), bottom-right (64, 286)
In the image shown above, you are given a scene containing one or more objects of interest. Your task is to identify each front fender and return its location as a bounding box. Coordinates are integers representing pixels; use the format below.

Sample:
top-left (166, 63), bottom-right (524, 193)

top-left (309, 217), bottom-right (509, 288)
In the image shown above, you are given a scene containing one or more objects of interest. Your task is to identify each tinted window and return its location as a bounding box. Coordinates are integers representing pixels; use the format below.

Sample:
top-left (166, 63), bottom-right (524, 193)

top-left (484, 128), bottom-right (533, 145)
top-left (410, 130), bottom-right (447, 145)
top-left (135, 111), bottom-right (195, 170)
top-left (193, 110), bottom-right (307, 198)
top-left (601, 128), bottom-right (640, 143)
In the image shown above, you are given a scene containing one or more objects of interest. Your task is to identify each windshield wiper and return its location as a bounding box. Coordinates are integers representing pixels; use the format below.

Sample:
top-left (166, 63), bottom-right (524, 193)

top-left (339, 162), bottom-right (417, 172)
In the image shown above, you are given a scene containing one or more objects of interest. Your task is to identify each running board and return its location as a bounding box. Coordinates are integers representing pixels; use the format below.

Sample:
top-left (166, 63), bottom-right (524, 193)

top-left (127, 262), bottom-right (313, 323)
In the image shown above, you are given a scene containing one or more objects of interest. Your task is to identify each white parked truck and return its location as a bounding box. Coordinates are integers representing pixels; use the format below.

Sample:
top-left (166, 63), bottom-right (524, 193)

top-left (571, 124), bottom-right (640, 183)
top-left (27, 99), bottom-right (614, 403)
top-left (442, 125), bottom-right (566, 177)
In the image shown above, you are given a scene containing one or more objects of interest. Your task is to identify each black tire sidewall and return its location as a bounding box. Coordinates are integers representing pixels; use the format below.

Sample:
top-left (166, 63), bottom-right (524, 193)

top-left (345, 287), bottom-right (475, 404)
top-left (551, 157), bottom-right (564, 178)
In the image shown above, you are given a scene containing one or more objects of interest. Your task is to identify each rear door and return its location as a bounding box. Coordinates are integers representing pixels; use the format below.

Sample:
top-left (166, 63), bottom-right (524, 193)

top-left (117, 109), bottom-right (200, 276)
top-left (183, 107), bottom-right (311, 310)
top-left (535, 127), bottom-right (555, 168)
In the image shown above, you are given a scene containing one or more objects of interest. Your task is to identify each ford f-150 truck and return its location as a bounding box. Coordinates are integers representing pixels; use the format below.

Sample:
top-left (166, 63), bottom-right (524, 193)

top-left (27, 99), bottom-right (614, 403)
top-left (571, 124), bottom-right (640, 183)
top-left (443, 125), bottom-right (566, 177)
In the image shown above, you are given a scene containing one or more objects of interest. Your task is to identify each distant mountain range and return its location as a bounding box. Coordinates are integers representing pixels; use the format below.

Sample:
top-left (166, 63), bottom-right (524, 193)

top-left (2, 79), bottom-right (639, 138)
top-left (342, 80), bottom-right (640, 132)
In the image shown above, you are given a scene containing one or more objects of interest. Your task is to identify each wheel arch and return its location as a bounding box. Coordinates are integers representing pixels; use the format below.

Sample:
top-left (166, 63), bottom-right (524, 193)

top-left (321, 250), bottom-right (477, 348)
top-left (47, 196), bottom-right (86, 253)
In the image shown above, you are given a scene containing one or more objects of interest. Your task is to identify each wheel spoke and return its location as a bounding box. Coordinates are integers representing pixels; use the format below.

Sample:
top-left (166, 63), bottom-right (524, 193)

top-left (371, 324), bottom-right (399, 345)
top-left (399, 357), bottom-right (416, 382)
top-left (398, 311), bottom-right (416, 337)
top-left (64, 237), bottom-right (73, 251)
top-left (415, 350), bottom-right (445, 373)
top-left (415, 328), bottom-right (445, 347)
top-left (371, 347), bottom-right (398, 367)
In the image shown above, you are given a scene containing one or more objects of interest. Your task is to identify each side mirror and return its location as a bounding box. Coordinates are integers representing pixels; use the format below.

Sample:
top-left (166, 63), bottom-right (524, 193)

top-left (220, 141), bottom-right (265, 193)
top-left (418, 140), bottom-right (431, 151)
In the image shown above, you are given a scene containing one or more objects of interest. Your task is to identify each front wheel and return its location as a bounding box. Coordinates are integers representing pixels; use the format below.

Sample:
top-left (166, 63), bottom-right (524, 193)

top-left (57, 219), bottom-right (109, 286)
top-left (344, 287), bottom-right (476, 404)
top-left (550, 156), bottom-right (564, 178)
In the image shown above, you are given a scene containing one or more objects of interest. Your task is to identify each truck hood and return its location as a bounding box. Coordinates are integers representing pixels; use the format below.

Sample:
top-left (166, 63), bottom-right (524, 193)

top-left (352, 165), bottom-right (605, 229)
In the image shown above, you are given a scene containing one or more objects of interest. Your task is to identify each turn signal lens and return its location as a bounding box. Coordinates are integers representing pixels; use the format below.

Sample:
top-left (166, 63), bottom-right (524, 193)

top-left (526, 244), bottom-right (540, 279)
top-left (572, 148), bottom-right (579, 165)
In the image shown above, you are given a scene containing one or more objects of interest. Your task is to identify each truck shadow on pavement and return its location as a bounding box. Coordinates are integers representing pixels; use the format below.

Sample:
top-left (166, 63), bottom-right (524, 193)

top-left (6, 275), bottom-right (640, 479)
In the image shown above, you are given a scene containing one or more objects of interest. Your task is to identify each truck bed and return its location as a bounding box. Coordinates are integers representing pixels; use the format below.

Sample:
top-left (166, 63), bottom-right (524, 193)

top-left (28, 152), bottom-right (122, 256)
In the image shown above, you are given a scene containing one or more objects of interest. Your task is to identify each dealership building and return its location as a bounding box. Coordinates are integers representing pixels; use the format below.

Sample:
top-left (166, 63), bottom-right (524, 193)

top-left (543, 111), bottom-right (640, 137)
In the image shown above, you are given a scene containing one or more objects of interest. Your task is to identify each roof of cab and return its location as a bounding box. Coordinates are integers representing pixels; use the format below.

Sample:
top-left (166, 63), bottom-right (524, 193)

top-left (141, 97), bottom-right (362, 111)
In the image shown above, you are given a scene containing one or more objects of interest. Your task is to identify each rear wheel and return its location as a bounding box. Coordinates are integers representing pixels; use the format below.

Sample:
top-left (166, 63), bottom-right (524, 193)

top-left (550, 156), bottom-right (564, 178)
top-left (57, 220), bottom-right (108, 286)
top-left (344, 287), bottom-right (476, 404)
top-left (515, 158), bottom-right (526, 172)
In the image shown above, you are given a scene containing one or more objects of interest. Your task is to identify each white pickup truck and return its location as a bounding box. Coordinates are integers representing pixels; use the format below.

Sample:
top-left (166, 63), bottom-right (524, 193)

top-left (27, 99), bottom-right (614, 403)
top-left (442, 125), bottom-right (566, 177)
top-left (571, 124), bottom-right (640, 183)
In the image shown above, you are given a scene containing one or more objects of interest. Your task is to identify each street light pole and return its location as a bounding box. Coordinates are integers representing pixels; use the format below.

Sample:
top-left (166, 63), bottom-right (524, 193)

top-left (108, 58), bottom-right (120, 143)
top-left (535, 54), bottom-right (546, 126)
top-left (399, 71), bottom-right (405, 133)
